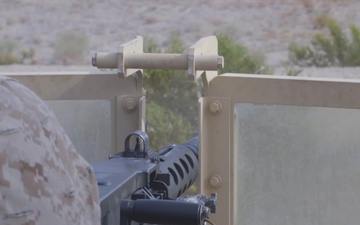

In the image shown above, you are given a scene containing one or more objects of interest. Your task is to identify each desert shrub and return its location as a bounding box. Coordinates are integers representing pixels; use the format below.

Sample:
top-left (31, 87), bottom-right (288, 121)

top-left (289, 17), bottom-right (360, 67)
top-left (217, 33), bottom-right (273, 74)
top-left (284, 65), bottom-right (303, 76)
top-left (54, 30), bottom-right (88, 64)
top-left (0, 40), bottom-right (35, 65)
top-left (146, 101), bottom-right (193, 150)
top-left (144, 35), bottom-right (198, 150)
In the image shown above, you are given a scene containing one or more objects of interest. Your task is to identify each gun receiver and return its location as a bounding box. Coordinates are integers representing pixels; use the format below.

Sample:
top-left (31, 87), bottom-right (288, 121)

top-left (92, 131), bottom-right (216, 225)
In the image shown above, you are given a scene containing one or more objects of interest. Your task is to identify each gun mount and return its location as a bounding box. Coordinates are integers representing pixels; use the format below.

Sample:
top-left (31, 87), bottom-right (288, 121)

top-left (91, 36), bottom-right (223, 94)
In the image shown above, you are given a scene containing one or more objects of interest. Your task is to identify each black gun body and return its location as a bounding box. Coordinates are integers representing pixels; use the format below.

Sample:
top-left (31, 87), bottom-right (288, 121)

top-left (92, 137), bottom-right (199, 225)
top-left (93, 157), bottom-right (157, 224)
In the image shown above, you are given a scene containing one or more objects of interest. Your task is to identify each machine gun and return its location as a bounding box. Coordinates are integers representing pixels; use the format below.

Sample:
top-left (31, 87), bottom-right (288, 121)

top-left (89, 36), bottom-right (222, 225)
top-left (92, 130), bottom-right (217, 225)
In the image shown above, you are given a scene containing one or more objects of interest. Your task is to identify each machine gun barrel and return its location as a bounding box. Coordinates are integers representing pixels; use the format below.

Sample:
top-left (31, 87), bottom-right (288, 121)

top-left (150, 136), bottom-right (199, 199)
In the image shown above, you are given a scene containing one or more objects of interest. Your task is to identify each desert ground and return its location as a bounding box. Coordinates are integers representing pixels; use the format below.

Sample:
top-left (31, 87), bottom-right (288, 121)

top-left (1, 0), bottom-right (360, 77)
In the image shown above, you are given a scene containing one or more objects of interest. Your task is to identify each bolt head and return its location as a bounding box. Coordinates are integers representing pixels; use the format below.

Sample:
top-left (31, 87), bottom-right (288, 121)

top-left (209, 174), bottom-right (222, 188)
top-left (123, 98), bottom-right (137, 112)
top-left (208, 100), bottom-right (222, 114)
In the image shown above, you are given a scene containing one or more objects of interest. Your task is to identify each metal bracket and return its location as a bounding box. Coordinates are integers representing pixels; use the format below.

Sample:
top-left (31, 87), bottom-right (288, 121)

top-left (118, 36), bottom-right (144, 78)
top-left (199, 97), bottom-right (232, 225)
top-left (188, 36), bottom-right (223, 81)
top-left (92, 36), bottom-right (224, 81)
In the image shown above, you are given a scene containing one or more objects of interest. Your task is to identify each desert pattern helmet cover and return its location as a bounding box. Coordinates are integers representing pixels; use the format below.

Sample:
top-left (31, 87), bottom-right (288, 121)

top-left (0, 76), bottom-right (100, 225)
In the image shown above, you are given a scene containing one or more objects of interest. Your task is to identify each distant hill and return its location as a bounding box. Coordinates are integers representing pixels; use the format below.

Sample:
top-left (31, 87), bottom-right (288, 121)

top-left (1, 0), bottom-right (360, 67)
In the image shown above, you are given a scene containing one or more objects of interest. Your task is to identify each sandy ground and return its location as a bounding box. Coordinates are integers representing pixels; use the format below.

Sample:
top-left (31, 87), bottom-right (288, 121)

top-left (1, 0), bottom-right (360, 76)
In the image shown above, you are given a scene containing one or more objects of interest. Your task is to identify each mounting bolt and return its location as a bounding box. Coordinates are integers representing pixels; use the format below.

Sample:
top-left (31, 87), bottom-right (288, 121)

top-left (217, 56), bottom-right (224, 70)
top-left (123, 98), bottom-right (137, 112)
top-left (209, 174), bottom-right (222, 188)
top-left (208, 100), bottom-right (222, 114)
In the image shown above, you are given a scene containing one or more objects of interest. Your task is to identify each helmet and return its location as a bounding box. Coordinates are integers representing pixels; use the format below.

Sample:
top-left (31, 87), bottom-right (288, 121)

top-left (0, 76), bottom-right (100, 225)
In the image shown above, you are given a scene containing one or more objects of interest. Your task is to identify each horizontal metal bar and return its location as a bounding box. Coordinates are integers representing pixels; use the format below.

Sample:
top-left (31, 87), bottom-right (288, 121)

top-left (93, 53), bottom-right (223, 71)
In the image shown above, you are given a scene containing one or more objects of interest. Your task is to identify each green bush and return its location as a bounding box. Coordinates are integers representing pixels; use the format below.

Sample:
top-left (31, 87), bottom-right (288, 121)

top-left (146, 102), bottom-right (193, 150)
top-left (0, 40), bottom-right (35, 65)
top-left (144, 35), bottom-right (198, 150)
top-left (54, 30), bottom-right (88, 64)
top-left (217, 33), bottom-right (273, 74)
top-left (289, 18), bottom-right (360, 67)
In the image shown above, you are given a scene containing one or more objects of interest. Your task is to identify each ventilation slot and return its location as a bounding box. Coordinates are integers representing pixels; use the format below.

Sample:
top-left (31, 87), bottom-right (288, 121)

top-left (168, 168), bottom-right (178, 185)
top-left (180, 158), bottom-right (189, 174)
top-left (174, 163), bottom-right (184, 179)
top-left (188, 179), bottom-right (193, 187)
top-left (185, 154), bottom-right (194, 169)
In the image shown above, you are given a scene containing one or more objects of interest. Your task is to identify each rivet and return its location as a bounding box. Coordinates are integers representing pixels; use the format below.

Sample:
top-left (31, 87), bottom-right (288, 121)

top-left (208, 100), bottom-right (222, 114)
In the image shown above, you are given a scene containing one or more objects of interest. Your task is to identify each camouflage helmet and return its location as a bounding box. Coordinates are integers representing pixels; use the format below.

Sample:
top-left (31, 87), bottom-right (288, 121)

top-left (0, 76), bottom-right (100, 225)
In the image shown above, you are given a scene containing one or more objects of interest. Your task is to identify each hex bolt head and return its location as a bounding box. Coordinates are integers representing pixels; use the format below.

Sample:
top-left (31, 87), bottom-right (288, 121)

top-left (208, 100), bottom-right (222, 114)
top-left (209, 174), bottom-right (222, 188)
top-left (123, 98), bottom-right (137, 112)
